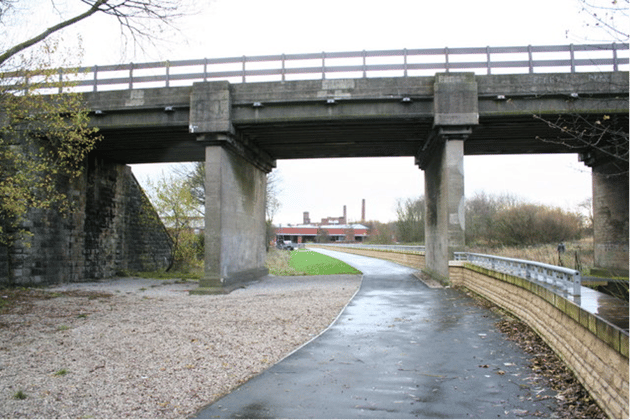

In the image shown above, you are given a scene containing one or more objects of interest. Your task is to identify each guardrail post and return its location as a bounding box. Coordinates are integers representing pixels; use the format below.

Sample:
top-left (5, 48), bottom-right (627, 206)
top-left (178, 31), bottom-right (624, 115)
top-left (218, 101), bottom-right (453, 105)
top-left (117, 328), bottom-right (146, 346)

top-left (58, 68), bottom-right (63, 94)
top-left (573, 271), bottom-right (582, 299)
top-left (129, 63), bottom-right (134, 90)
top-left (93, 65), bottom-right (98, 92)
top-left (362, 50), bottom-right (367, 78)
top-left (166, 60), bottom-right (170, 88)
top-left (444, 47), bottom-right (450, 73)
top-left (403, 48), bottom-right (408, 77)
top-left (486, 46), bottom-right (491, 75)
top-left (242, 55), bottom-right (246, 83)
top-left (281, 53), bottom-right (286, 82)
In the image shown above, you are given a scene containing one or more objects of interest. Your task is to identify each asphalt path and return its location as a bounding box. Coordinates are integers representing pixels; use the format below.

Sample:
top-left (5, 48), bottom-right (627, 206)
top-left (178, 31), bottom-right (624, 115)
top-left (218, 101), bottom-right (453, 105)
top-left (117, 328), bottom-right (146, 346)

top-left (194, 249), bottom-right (559, 419)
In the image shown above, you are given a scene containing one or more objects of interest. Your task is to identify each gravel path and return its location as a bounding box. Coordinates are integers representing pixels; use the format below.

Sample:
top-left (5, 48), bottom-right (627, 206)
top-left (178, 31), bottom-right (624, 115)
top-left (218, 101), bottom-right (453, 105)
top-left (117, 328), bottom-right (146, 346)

top-left (0, 275), bottom-right (362, 418)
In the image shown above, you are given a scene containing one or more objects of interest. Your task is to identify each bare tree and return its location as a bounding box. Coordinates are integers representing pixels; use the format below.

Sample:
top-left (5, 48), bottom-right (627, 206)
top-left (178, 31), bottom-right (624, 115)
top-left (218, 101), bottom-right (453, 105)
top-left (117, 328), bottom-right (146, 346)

top-left (534, 113), bottom-right (629, 175)
top-left (0, 0), bottom-right (188, 67)
top-left (576, 0), bottom-right (629, 42)
top-left (536, 1), bottom-right (629, 174)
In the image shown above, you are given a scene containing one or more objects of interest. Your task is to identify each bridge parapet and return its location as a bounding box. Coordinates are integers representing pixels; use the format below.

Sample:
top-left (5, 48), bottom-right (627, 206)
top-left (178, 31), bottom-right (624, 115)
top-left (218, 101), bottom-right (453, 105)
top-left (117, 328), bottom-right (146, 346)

top-left (3, 43), bottom-right (627, 92)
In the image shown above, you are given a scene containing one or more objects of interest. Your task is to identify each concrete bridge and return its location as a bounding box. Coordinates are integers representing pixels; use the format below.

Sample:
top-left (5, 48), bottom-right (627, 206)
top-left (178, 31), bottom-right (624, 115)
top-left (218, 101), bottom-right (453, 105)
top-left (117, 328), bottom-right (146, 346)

top-left (70, 44), bottom-right (628, 292)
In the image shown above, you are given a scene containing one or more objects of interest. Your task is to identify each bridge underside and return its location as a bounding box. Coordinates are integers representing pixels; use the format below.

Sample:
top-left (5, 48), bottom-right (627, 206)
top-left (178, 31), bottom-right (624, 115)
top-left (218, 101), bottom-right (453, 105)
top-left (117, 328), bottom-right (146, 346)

top-left (85, 72), bottom-right (628, 288)
top-left (92, 114), bottom-right (627, 164)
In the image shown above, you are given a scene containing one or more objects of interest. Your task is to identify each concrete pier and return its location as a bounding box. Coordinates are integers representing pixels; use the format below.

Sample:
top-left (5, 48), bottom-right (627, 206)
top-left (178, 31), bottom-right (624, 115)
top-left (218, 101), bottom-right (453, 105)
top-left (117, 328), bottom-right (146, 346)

top-left (592, 160), bottom-right (629, 276)
top-left (421, 73), bottom-right (477, 281)
top-left (193, 146), bottom-right (269, 294)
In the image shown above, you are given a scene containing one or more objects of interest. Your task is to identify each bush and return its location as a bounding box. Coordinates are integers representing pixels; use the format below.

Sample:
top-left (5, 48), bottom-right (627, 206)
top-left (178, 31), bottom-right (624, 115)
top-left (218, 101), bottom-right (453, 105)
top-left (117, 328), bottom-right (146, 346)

top-left (493, 204), bottom-right (582, 246)
top-left (466, 192), bottom-right (583, 246)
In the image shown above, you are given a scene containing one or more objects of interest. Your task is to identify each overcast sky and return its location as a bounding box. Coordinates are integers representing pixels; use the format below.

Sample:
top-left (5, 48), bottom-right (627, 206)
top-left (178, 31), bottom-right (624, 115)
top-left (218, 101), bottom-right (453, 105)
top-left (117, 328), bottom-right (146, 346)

top-left (42, 0), bottom-right (623, 224)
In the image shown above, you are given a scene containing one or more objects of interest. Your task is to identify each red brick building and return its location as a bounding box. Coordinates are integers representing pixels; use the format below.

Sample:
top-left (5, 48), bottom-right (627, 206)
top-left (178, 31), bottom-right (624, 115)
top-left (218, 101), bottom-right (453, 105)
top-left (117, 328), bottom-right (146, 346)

top-left (275, 223), bottom-right (368, 244)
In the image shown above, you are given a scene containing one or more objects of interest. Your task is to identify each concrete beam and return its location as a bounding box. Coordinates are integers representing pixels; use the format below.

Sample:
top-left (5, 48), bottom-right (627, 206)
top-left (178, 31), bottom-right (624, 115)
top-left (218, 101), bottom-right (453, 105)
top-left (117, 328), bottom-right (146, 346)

top-left (190, 81), bottom-right (275, 173)
top-left (189, 81), bottom-right (234, 135)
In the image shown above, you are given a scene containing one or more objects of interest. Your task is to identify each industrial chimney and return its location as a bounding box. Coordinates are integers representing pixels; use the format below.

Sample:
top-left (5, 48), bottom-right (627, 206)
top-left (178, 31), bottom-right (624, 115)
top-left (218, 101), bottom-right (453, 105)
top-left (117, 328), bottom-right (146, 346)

top-left (343, 205), bottom-right (347, 224)
top-left (361, 199), bottom-right (366, 221)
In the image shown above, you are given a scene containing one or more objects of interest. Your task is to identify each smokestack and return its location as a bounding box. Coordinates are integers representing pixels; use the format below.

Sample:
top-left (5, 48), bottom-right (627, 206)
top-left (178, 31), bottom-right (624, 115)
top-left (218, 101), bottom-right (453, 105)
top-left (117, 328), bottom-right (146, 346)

top-left (362, 199), bottom-right (366, 221)
top-left (343, 205), bottom-right (347, 224)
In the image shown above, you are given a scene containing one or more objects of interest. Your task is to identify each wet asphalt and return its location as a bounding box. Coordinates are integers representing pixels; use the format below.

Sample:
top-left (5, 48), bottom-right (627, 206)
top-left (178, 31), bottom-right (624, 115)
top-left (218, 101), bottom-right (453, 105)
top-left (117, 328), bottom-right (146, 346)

top-left (193, 249), bottom-right (559, 419)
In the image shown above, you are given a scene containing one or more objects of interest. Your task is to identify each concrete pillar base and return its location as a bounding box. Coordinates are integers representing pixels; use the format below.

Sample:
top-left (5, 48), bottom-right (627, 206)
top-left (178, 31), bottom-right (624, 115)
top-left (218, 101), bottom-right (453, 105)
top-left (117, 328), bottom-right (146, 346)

top-left (191, 268), bottom-right (269, 295)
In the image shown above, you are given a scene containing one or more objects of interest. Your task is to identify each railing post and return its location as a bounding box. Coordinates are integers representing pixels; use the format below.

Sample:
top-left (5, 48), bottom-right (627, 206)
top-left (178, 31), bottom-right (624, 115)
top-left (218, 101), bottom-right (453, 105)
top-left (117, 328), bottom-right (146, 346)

top-left (573, 271), bottom-right (582, 300)
top-left (403, 48), bottom-right (408, 77)
top-left (281, 53), bottom-right (286, 82)
top-left (129, 63), bottom-right (134, 90)
top-left (528, 45), bottom-right (534, 74)
top-left (93, 65), bottom-right (98, 92)
top-left (242, 55), bottom-right (246, 83)
top-left (444, 46), bottom-right (450, 73)
top-left (570, 44), bottom-right (575, 73)
top-left (166, 60), bottom-right (170, 88)
top-left (322, 51), bottom-right (326, 80)
top-left (58, 68), bottom-right (63, 94)
top-left (362, 50), bottom-right (367, 78)
top-left (203, 58), bottom-right (208, 82)
top-left (612, 42), bottom-right (619, 71)
top-left (486, 46), bottom-right (491, 75)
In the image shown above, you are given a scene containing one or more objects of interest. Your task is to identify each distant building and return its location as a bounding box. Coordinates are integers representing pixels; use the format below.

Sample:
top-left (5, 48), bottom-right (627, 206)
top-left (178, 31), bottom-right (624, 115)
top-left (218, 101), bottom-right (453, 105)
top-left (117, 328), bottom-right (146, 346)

top-left (276, 223), bottom-right (368, 244)
top-left (276, 202), bottom-right (368, 244)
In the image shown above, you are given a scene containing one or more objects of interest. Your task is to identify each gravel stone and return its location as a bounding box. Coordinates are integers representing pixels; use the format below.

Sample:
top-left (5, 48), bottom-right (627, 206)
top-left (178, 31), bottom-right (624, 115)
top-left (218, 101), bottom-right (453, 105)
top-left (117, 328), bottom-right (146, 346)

top-left (0, 275), bottom-right (361, 418)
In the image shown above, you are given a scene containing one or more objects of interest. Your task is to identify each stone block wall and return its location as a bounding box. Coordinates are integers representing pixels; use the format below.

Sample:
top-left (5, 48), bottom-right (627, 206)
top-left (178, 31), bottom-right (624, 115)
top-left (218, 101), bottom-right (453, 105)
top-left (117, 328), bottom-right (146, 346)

top-left (0, 156), bottom-right (172, 286)
top-left (450, 262), bottom-right (629, 419)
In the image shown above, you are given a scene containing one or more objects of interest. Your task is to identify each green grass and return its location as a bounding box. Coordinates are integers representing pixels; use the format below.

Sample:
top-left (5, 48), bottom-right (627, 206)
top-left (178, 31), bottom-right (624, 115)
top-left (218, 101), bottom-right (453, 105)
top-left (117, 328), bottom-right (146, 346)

top-left (13, 390), bottom-right (27, 400)
top-left (54, 368), bottom-right (68, 376)
top-left (288, 250), bottom-right (361, 275)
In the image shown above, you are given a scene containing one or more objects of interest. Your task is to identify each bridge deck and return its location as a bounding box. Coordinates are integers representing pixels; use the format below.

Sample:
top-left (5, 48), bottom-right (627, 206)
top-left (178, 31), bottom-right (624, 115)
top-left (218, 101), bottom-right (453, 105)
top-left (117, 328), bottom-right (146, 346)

top-left (86, 71), bottom-right (628, 164)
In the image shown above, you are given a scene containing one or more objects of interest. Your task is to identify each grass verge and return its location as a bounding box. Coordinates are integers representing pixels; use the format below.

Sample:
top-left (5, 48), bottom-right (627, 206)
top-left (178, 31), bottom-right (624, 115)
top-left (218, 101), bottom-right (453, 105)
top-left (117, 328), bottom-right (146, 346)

top-left (266, 248), bottom-right (361, 276)
top-left (288, 249), bottom-right (361, 275)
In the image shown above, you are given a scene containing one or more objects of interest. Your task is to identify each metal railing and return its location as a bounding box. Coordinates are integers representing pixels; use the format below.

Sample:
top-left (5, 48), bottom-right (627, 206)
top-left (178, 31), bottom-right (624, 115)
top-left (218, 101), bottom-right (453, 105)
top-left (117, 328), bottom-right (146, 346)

top-left (2, 43), bottom-right (628, 93)
top-left (312, 243), bottom-right (425, 253)
top-left (454, 252), bottom-right (581, 301)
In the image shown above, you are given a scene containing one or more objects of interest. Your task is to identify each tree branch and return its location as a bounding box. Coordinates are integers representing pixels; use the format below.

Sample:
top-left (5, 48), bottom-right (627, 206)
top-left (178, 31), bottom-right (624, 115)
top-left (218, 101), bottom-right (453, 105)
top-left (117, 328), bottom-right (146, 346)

top-left (0, 0), bottom-right (108, 66)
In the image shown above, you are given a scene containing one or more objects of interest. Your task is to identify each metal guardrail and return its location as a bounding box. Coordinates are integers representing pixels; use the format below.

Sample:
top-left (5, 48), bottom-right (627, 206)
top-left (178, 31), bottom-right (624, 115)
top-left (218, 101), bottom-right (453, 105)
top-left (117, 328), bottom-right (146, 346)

top-left (455, 252), bottom-right (581, 301)
top-left (319, 244), bottom-right (581, 300)
top-left (314, 243), bottom-right (425, 253)
top-left (1, 43), bottom-right (628, 93)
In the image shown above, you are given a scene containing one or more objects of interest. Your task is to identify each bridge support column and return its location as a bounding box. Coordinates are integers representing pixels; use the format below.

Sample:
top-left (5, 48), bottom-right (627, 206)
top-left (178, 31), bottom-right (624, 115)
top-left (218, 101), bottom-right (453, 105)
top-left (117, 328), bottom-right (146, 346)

top-left (591, 160), bottom-right (629, 276)
top-left (418, 73), bottom-right (478, 282)
top-left (424, 137), bottom-right (466, 281)
top-left (195, 145), bottom-right (269, 293)
top-left (189, 81), bottom-right (274, 294)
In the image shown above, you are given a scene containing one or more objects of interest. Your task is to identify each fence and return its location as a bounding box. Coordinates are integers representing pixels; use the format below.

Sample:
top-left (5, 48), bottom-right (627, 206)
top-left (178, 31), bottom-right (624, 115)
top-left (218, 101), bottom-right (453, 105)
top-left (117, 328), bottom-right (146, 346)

top-left (318, 243), bottom-right (425, 253)
top-left (2, 43), bottom-right (628, 93)
top-left (454, 252), bottom-right (581, 301)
